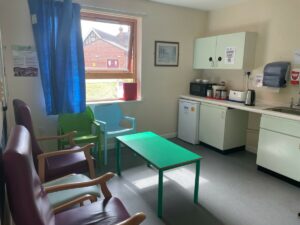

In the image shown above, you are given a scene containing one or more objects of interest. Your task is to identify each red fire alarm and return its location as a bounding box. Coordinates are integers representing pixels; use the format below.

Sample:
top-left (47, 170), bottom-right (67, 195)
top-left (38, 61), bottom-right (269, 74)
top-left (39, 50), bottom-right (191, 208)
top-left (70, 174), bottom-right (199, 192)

top-left (290, 69), bottom-right (300, 85)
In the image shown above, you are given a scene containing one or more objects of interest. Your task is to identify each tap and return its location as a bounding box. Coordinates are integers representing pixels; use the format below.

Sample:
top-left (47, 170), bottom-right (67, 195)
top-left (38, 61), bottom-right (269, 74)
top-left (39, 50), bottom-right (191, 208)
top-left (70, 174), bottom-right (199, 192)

top-left (290, 92), bottom-right (300, 108)
top-left (290, 97), bottom-right (294, 108)
top-left (296, 91), bottom-right (300, 107)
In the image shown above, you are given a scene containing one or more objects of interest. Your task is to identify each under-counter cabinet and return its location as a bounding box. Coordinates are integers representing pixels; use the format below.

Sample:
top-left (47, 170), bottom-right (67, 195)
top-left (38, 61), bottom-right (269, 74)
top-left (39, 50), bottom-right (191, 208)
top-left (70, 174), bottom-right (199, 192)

top-left (193, 32), bottom-right (257, 70)
top-left (257, 115), bottom-right (300, 182)
top-left (199, 103), bottom-right (248, 151)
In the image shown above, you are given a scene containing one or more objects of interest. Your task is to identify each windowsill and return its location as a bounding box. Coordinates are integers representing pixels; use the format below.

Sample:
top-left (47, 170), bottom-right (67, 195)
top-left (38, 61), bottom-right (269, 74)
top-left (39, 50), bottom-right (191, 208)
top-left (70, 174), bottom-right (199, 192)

top-left (86, 98), bottom-right (142, 105)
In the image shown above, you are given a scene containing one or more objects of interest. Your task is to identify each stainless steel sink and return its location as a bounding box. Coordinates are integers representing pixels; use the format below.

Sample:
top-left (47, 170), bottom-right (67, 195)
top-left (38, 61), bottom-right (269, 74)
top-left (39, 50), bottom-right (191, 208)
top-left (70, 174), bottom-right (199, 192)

top-left (266, 107), bottom-right (300, 116)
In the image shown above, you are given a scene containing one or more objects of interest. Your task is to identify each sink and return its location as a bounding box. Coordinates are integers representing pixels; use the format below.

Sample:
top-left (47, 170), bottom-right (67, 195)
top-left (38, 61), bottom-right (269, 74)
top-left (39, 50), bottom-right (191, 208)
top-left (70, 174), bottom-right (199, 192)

top-left (266, 107), bottom-right (300, 116)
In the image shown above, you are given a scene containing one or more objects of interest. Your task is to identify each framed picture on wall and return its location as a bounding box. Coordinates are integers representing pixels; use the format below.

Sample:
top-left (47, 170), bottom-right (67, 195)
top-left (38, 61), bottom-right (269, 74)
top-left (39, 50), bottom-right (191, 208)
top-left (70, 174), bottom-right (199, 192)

top-left (155, 41), bottom-right (179, 66)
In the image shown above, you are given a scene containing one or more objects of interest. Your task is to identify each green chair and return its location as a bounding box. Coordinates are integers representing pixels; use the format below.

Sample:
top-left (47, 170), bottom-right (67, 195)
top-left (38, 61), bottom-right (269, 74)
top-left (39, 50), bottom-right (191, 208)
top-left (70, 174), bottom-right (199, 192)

top-left (58, 107), bottom-right (101, 160)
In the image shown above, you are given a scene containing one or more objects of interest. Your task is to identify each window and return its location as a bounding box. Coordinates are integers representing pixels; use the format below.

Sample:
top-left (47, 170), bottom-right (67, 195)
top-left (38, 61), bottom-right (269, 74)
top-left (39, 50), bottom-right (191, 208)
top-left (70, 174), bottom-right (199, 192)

top-left (81, 12), bottom-right (140, 102)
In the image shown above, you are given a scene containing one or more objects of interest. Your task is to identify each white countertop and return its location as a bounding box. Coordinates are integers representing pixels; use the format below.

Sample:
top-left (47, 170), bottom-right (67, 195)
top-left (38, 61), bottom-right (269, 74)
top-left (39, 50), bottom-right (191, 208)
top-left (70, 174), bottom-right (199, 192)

top-left (180, 95), bottom-right (300, 122)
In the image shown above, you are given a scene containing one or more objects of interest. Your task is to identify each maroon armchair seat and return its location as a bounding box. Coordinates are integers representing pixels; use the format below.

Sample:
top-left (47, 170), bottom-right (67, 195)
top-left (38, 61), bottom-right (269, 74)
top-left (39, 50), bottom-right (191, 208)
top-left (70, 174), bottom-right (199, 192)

top-left (4, 125), bottom-right (145, 225)
top-left (13, 99), bottom-right (95, 182)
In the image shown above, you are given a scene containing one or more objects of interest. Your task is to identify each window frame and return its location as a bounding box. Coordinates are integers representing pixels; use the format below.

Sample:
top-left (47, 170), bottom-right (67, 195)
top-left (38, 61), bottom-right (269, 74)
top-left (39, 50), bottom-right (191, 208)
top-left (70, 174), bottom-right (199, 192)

top-left (81, 12), bottom-right (138, 81)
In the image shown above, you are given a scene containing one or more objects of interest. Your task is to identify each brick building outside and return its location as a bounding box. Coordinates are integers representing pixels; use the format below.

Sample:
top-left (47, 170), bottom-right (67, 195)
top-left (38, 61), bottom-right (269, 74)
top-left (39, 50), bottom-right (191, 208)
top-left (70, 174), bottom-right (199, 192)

top-left (83, 28), bottom-right (129, 71)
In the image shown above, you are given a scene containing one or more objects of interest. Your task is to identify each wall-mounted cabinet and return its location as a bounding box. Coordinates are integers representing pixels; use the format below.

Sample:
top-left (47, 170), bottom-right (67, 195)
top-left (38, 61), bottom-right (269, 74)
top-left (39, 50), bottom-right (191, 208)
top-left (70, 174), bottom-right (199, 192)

top-left (193, 32), bottom-right (257, 70)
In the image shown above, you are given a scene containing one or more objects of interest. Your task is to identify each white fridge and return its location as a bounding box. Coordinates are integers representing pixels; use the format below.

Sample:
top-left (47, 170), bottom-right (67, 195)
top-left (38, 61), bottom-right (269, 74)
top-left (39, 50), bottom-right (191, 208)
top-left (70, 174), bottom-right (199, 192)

top-left (177, 99), bottom-right (200, 144)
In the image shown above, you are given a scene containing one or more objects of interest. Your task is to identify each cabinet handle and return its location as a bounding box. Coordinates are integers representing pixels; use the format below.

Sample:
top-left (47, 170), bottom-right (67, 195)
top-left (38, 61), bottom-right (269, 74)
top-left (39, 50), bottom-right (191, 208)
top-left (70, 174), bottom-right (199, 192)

top-left (218, 57), bottom-right (222, 62)
top-left (209, 57), bottom-right (215, 67)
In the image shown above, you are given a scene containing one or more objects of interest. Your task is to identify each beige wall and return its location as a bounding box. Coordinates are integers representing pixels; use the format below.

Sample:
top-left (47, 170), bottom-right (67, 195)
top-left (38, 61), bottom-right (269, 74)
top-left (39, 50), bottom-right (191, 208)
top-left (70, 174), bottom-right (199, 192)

top-left (202, 0), bottom-right (300, 153)
top-left (204, 0), bottom-right (300, 105)
top-left (0, 0), bottom-right (207, 146)
top-left (4, 0), bottom-right (296, 153)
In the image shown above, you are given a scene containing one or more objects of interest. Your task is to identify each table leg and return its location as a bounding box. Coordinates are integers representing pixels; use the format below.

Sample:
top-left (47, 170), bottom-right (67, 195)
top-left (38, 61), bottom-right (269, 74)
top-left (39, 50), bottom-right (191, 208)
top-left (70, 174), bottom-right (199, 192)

top-left (194, 160), bottom-right (200, 204)
top-left (116, 140), bottom-right (121, 176)
top-left (158, 170), bottom-right (163, 218)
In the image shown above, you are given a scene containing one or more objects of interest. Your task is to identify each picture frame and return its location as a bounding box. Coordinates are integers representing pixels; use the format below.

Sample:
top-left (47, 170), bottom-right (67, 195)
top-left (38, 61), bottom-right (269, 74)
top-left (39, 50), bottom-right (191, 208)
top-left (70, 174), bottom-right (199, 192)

top-left (155, 41), bottom-right (179, 67)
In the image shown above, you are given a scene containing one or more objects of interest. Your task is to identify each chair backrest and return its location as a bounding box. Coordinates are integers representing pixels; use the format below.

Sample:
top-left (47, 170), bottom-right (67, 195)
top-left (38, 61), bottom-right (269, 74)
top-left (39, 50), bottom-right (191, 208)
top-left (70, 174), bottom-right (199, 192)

top-left (57, 106), bottom-right (94, 135)
top-left (93, 104), bottom-right (123, 130)
top-left (13, 99), bottom-right (43, 169)
top-left (3, 126), bottom-right (55, 225)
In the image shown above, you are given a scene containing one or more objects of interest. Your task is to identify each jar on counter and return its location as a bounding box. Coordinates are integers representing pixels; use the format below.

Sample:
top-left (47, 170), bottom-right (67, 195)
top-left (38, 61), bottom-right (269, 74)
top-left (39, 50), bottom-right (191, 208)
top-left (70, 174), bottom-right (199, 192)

top-left (221, 90), bottom-right (227, 100)
top-left (214, 90), bottom-right (221, 99)
top-left (206, 88), bottom-right (213, 97)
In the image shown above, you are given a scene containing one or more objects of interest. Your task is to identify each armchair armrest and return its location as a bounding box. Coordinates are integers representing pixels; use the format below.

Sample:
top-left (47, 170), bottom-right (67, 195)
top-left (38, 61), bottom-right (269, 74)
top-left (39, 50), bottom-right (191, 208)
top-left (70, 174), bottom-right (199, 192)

top-left (53, 194), bottom-right (98, 214)
top-left (116, 212), bottom-right (146, 225)
top-left (44, 172), bottom-right (115, 199)
top-left (123, 116), bottom-right (136, 130)
top-left (37, 143), bottom-right (96, 182)
top-left (96, 119), bottom-right (107, 132)
top-left (37, 131), bottom-right (77, 146)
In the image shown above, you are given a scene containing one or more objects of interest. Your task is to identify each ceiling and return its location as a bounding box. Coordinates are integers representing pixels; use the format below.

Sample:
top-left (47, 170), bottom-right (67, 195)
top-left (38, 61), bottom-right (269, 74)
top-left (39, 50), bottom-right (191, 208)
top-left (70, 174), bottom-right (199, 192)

top-left (149, 0), bottom-right (250, 11)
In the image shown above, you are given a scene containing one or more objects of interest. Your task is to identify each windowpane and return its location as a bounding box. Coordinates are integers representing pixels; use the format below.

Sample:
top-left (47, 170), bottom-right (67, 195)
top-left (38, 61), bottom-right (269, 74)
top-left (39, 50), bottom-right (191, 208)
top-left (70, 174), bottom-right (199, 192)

top-left (81, 12), bottom-right (139, 102)
top-left (86, 79), bottom-right (133, 102)
top-left (81, 19), bottom-right (132, 72)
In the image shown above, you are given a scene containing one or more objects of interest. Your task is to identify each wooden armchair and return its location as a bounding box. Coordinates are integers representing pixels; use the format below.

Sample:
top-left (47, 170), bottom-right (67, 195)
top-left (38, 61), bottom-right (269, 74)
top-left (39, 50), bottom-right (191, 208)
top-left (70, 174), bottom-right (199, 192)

top-left (4, 125), bottom-right (146, 225)
top-left (13, 99), bottom-right (95, 182)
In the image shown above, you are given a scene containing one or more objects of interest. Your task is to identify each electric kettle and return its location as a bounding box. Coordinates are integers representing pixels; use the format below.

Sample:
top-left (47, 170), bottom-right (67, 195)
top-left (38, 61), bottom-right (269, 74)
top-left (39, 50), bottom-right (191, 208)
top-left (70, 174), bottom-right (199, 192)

top-left (244, 90), bottom-right (256, 106)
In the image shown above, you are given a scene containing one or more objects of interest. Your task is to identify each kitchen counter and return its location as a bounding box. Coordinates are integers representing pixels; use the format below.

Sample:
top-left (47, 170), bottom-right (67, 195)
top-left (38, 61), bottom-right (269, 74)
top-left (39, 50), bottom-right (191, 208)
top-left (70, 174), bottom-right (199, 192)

top-left (180, 95), bottom-right (300, 122)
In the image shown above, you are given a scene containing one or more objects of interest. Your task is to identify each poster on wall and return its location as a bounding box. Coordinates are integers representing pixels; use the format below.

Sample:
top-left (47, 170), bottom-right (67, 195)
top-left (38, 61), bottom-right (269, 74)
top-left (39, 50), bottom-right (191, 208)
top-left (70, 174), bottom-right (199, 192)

top-left (225, 47), bottom-right (236, 65)
top-left (12, 45), bottom-right (39, 77)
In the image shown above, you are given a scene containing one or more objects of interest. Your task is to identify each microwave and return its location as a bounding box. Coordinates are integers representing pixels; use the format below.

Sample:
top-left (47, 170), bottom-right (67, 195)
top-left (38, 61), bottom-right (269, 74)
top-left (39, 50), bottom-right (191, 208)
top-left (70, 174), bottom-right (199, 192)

top-left (190, 82), bottom-right (213, 97)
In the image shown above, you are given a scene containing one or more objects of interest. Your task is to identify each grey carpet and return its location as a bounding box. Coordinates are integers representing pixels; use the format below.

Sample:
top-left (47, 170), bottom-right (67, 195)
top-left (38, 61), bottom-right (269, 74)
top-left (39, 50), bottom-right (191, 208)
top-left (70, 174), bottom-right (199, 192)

top-left (97, 138), bottom-right (300, 225)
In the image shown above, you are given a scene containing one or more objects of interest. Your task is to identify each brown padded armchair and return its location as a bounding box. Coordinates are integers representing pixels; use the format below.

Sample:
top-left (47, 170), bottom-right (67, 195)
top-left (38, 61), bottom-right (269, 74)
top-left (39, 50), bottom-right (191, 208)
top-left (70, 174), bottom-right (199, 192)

top-left (4, 125), bottom-right (146, 225)
top-left (13, 99), bottom-right (95, 182)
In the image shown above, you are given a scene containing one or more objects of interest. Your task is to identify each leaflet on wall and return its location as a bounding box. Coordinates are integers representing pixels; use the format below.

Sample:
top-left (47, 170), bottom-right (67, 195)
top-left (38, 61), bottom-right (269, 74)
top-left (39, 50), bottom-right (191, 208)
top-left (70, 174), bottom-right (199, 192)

top-left (225, 47), bottom-right (236, 64)
top-left (254, 74), bottom-right (263, 87)
top-left (293, 49), bottom-right (300, 65)
top-left (12, 45), bottom-right (39, 77)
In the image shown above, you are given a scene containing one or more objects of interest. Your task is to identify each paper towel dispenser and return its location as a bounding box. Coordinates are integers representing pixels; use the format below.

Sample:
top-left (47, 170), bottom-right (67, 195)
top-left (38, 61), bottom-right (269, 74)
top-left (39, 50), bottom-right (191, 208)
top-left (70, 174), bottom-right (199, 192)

top-left (263, 62), bottom-right (290, 88)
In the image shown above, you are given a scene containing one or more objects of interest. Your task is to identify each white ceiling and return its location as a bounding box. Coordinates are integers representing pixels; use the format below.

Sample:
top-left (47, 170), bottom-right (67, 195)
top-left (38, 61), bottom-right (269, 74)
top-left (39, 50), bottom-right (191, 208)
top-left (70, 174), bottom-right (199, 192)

top-left (149, 0), bottom-right (250, 11)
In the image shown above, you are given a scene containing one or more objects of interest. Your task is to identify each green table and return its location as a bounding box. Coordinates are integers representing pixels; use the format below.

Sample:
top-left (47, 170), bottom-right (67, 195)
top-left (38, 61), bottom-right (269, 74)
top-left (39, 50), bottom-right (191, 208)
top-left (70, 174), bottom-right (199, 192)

top-left (115, 131), bottom-right (202, 218)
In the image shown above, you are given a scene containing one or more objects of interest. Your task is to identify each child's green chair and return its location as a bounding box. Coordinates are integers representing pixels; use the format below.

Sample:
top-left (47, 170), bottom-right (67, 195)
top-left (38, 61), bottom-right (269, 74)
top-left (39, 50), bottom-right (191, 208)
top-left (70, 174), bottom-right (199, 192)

top-left (58, 107), bottom-right (101, 160)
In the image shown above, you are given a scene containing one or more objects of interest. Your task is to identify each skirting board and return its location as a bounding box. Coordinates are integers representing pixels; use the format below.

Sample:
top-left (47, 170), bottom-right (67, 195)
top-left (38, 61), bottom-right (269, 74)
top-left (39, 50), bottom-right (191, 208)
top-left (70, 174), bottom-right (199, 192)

top-left (105, 132), bottom-right (177, 150)
top-left (245, 145), bottom-right (257, 154)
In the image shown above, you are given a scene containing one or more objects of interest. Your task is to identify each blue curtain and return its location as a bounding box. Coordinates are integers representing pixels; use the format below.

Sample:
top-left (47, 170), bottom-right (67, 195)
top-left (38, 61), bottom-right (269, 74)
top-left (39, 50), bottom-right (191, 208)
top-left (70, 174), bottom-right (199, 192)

top-left (27, 0), bottom-right (86, 115)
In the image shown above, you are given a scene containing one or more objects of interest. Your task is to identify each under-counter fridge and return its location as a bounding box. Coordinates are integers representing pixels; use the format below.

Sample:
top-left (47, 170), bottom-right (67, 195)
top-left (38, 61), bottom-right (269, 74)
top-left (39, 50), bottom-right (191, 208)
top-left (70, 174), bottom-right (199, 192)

top-left (177, 99), bottom-right (200, 144)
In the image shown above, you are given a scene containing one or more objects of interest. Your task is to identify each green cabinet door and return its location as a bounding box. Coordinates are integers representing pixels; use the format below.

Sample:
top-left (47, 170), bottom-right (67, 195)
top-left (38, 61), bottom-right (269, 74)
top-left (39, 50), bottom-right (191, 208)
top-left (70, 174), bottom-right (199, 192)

top-left (199, 103), bottom-right (227, 149)
top-left (193, 32), bottom-right (256, 70)
top-left (257, 128), bottom-right (300, 181)
top-left (193, 36), bottom-right (217, 69)
top-left (215, 32), bottom-right (246, 69)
